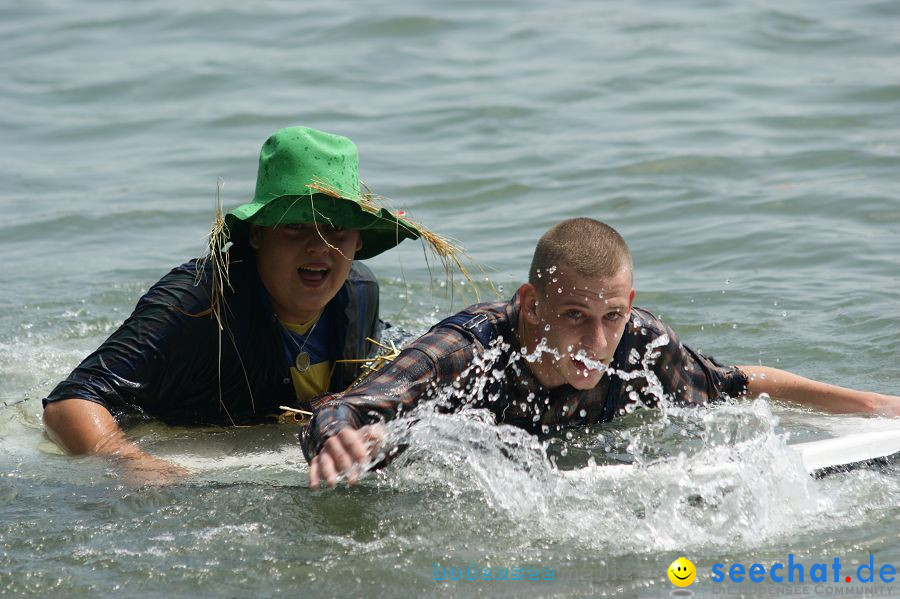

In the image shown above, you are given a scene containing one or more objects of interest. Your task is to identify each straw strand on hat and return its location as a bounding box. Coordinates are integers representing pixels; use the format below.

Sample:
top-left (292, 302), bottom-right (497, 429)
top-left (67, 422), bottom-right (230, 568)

top-left (308, 175), bottom-right (490, 298)
top-left (200, 180), bottom-right (254, 425)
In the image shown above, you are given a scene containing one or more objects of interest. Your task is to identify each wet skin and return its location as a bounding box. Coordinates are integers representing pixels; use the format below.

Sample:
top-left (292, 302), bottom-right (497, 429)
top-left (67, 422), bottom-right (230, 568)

top-left (250, 223), bottom-right (363, 324)
top-left (517, 266), bottom-right (635, 390)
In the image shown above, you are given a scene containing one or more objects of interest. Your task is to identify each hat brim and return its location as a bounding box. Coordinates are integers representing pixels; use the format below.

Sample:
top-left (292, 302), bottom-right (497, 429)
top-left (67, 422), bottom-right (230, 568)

top-left (225, 194), bottom-right (420, 260)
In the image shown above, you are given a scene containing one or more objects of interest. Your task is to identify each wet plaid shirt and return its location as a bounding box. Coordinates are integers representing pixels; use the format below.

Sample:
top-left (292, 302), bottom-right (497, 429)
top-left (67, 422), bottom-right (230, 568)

top-left (302, 297), bottom-right (749, 457)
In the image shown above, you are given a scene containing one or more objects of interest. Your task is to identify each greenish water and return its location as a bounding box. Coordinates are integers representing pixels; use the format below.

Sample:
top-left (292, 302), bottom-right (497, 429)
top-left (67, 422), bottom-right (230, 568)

top-left (1, 1), bottom-right (899, 597)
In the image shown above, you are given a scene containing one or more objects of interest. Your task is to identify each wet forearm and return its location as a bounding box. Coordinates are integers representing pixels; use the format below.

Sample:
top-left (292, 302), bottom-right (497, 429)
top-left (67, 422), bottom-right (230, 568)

top-left (44, 398), bottom-right (189, 485)
top-left (738, 366), bottom-right (900, 415)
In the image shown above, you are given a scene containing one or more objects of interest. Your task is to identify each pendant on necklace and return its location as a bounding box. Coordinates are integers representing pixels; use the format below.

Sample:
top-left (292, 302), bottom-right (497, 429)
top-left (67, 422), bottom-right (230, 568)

top-left (295, 352), bottom-right (311, 373)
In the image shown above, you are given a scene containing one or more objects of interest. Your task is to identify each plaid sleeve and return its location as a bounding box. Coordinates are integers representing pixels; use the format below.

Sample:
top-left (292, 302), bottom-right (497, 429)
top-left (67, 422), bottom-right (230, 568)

top-left (301, 326), bottom-right (476, 458)
top-left (634, 310), bottom-right (749, 406)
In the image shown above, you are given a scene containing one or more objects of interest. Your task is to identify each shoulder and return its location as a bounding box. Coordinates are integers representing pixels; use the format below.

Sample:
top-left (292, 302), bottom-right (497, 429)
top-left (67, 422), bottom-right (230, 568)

top-left (445, 300), bottom-right (512, 325)
top-left (334, 261), bottom-right (379, 306)
top-left (346, 261), bottom-right (378, 287)
top-left (409, 299), bottom-right (513, 364)
top-left (135, 259), bottom-right (211, 311)
top-left (434, 300), bottom-right (511, 337)
top-left (134, 257), bottom-right (258, 322)
top-left (626, 306), bottom-right (679, 341)
top-left (611, 306), bottom-right (685, 370)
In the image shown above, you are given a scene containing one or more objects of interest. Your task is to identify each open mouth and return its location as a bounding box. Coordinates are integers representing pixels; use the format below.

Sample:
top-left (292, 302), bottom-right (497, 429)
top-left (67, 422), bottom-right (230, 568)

top-left (572, 351), bottom-right (607, 375)
top-left (298, 266), bottom-right (330, 286)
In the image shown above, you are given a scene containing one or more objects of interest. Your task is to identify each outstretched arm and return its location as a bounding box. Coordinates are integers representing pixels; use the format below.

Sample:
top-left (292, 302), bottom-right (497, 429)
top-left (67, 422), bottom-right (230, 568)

top-left (44, 398), bottom-right (189, 485)
top-left (738, 366), bottom-right (900, 416)
top-left (304, 344), bottom-right (440, 489)
top-left (305, 325), bottom-right (481, 488)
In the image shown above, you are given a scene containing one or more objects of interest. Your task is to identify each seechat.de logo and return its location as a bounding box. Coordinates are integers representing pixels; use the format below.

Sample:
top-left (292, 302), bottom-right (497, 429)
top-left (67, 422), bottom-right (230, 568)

top-left (711, 554), bottom-right (896, 585)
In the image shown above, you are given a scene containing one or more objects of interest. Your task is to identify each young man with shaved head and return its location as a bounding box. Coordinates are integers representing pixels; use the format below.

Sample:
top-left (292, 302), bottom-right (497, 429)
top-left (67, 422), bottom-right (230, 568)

top-left (302, 218), bottom-right (900, 489)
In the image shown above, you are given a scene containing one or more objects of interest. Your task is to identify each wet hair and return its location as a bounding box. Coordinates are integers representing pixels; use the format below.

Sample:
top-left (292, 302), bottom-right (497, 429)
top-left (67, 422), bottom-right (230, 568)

top-left (528, 218), bottom-right (632, 291)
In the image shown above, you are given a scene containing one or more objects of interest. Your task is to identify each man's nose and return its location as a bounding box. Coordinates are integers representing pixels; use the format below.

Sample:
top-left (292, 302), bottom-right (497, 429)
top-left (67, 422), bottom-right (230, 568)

top-left (305, 230), bottom-right (330, 254)
top-left (583, 322), bottom-right (608, 353)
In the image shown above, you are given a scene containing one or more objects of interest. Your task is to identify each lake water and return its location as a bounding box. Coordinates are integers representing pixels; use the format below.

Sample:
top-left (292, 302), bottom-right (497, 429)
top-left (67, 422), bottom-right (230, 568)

top-left (1, 1), bottom-right (899, 597)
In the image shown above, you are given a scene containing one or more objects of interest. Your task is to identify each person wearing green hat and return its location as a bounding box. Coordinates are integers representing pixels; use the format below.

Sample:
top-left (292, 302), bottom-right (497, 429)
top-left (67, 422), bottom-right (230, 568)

top-left (42, 126), bottom-right (428, 484)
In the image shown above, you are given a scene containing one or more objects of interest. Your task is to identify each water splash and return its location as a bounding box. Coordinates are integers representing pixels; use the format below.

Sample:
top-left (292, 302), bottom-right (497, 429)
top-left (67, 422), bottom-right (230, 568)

top-left (376, 400), bottom-right (845, 557)
top-left (361, 325), bottom-right (873, 559)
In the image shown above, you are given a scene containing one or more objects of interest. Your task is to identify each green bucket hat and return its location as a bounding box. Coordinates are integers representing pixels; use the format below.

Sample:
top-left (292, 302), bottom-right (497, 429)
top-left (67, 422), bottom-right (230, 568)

top-left (226, 126), bottom-right (421, 260)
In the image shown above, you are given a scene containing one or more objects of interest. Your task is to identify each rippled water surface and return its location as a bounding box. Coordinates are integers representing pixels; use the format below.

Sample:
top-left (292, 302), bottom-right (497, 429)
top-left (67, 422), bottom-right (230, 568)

top-left (2, 1), bottom-right (899, 597)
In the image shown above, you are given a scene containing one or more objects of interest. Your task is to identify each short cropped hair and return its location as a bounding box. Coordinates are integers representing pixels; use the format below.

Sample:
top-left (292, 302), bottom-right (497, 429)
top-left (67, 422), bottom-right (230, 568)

top-left (528, 218), bottom-right (632, 291)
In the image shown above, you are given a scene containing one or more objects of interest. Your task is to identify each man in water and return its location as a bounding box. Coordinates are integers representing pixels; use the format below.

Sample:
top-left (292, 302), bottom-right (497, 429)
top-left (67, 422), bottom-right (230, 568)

top-left (303, 217), bottom-right (900, 488)
top-left (43, 126), bottom-right (437, 484)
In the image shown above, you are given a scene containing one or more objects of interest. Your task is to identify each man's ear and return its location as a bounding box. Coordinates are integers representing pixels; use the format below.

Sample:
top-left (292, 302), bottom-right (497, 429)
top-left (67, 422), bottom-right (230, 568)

top-left (627, 288), bottom-right (635, 311)
top-left (519, 283), bottom-right (541, 325)
top-left (249, 225), bottom-right (262, 250)
top-left (355, 232), bottom-right (363, 252)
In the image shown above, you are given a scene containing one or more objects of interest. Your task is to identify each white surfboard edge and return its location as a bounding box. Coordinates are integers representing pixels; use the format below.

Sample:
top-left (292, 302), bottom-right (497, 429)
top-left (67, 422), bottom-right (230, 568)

top-left (789, 428), bottom-right (900, 477)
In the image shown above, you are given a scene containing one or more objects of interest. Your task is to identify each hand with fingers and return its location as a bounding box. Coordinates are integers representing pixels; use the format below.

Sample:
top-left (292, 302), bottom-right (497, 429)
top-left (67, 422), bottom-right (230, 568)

top-left (308, 423), bottom-right (385, 489)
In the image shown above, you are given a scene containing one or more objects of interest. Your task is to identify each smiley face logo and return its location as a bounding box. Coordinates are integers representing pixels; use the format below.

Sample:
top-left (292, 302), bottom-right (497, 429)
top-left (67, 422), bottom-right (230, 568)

top-left (667, 557), bottom-right (696, 587)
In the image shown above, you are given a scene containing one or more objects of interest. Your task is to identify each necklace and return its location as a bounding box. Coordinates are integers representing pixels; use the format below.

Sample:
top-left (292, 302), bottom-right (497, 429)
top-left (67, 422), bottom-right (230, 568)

top-left (283, 314), bottom-right (321, 373)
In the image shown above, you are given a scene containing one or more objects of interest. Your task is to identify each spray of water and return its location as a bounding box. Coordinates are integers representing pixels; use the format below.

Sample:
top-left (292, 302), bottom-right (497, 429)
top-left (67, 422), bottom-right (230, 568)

top-left (361, 318), bottom-right (882, 557)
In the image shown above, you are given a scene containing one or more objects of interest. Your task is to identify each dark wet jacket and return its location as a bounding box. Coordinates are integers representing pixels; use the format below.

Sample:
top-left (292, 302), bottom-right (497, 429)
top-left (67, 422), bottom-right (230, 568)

top-left (303, 297), bottom-right (748, 457)
top-left (44, 256), bottom-right (381, 426)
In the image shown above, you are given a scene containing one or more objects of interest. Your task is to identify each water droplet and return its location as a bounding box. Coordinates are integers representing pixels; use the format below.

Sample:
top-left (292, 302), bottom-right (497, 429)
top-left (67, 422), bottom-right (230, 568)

top-left (544, 324), bottom-right (551, 331)
top-left (579, 409), bottom-right (587, 417)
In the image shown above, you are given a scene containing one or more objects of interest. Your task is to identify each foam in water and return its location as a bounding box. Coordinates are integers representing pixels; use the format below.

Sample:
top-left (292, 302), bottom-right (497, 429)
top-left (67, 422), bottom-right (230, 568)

top-left (358, 319), bottom-right (865, 557)
top-left (376, 400), bottom-right (844, 556)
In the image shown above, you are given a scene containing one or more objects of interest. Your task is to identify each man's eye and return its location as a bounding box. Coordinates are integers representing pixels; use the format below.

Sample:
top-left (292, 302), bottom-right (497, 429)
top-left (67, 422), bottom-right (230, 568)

top-left (604, 311), bottom-right (622, 322)
top-left (316, 224), bottom-right (346, 234)
top-left (564, 310), bottom-right (584, 320)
